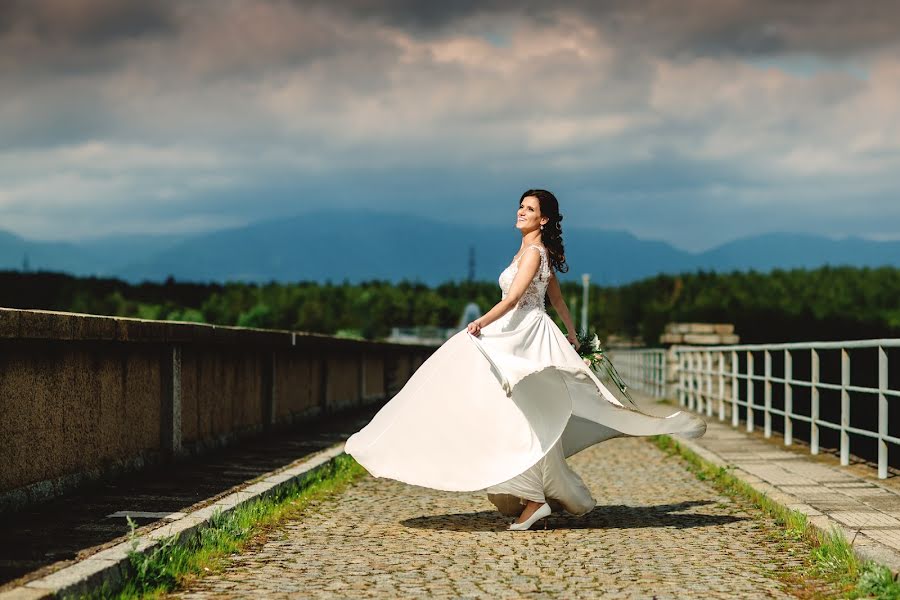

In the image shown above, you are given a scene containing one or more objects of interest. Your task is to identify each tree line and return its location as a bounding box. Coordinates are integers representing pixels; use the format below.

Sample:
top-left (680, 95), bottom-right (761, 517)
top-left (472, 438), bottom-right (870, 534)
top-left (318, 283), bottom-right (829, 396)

top-left (2, 265), bottom-right (898, 344)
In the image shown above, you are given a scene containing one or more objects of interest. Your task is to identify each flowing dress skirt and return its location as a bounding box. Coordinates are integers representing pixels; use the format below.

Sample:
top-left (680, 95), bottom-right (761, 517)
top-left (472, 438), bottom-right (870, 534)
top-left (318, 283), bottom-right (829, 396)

top-left (344, 305), bottom-right (706, 503)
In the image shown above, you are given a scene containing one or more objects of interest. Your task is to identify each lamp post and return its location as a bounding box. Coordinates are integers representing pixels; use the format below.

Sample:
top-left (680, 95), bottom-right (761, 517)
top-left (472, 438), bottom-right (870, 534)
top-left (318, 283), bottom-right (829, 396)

top-left (580, 273), bottom-right (590, 336)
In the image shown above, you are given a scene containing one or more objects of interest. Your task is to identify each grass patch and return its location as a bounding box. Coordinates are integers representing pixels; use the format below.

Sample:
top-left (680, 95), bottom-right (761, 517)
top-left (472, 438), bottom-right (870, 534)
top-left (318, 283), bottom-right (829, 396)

top-left (652, 434), bottom-right (900, 599)
top-left (81, 453), bottom-right (366, 600)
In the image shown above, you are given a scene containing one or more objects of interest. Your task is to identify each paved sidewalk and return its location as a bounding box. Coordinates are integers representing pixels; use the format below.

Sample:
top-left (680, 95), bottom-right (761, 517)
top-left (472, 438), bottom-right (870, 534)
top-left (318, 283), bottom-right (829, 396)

top-left (678, 415), bottom-right (900, 573)
top-left (173, 435), bottom-right (835, 599)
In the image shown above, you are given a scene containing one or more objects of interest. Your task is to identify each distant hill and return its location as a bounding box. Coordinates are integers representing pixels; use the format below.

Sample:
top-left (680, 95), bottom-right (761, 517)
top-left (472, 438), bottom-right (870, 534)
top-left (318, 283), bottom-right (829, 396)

top-left (110, 210), bottom-right (701, 286)
top-left (696, 232), bottom-right (900, 272)
top-left (0, 230), bottom-right (193, 277)
top-left (2, 210), bottom-right (898, 286)
top-left (1, 229), bottom-right (95, 274)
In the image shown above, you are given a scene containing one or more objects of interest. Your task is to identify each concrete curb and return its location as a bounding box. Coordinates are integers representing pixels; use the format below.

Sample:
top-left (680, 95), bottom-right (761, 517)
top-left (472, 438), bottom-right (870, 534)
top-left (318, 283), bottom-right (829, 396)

top-left (0, 442), bottom-right (347, 600)
top-left (671, 433), bottom-right (900, 575)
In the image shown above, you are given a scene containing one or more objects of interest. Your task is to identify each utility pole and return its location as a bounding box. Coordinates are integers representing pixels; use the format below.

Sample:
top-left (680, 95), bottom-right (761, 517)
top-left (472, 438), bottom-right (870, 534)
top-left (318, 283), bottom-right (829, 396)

top-left (580, 273), bottom-right (590, 336)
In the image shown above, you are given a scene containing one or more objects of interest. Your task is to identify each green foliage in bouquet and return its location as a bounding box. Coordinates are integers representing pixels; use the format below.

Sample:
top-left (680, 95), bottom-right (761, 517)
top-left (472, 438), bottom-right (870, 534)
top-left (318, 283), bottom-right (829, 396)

top-left (574, 330), bottom-right (634, 404)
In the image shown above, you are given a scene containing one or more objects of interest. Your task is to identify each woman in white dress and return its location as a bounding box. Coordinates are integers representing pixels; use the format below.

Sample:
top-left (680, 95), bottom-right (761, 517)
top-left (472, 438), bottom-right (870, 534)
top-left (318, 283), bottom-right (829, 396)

top-left (345, 189), bottom-right (706, 531)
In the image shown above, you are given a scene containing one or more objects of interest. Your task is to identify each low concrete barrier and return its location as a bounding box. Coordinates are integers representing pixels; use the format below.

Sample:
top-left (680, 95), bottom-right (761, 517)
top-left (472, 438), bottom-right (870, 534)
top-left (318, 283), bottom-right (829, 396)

top-left (0, 308), bottom-right (435, 512)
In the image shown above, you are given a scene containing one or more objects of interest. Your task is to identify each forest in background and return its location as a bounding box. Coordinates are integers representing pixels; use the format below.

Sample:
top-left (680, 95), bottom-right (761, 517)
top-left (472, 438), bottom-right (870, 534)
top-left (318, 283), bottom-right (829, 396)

top-left (1, 266), bottom-right (899, 345)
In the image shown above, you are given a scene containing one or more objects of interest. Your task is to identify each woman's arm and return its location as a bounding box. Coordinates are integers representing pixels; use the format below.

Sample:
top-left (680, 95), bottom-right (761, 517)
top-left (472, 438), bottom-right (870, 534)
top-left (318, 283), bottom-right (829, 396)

top-left (546, 270), bottom-right (580, 350)
top-left (467, 248), bottom-right (541, 334)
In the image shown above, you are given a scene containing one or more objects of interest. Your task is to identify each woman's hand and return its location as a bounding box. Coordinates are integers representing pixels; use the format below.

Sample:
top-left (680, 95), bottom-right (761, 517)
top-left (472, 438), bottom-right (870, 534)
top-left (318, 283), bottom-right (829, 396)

top-left (566, 331), bottom-right (580, 351)
top-left (467, 320), bottom-right (483, 336)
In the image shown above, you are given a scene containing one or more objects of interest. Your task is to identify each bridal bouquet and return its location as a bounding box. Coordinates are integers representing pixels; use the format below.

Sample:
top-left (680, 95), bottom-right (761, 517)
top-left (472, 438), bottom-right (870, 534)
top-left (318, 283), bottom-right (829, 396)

top-left (574, 331), bottom-right (633, 402)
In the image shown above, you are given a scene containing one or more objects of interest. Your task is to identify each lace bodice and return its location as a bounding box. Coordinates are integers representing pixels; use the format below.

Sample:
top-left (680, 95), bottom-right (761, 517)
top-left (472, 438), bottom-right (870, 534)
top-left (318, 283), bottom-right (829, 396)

top-left (498, 244), bottom-right (553, 315)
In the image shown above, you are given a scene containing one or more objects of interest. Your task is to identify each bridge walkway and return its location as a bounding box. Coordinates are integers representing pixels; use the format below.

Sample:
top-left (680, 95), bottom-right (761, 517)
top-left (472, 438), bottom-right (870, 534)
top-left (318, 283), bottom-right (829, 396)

top-left (173, 430), bottom-right (840, 598)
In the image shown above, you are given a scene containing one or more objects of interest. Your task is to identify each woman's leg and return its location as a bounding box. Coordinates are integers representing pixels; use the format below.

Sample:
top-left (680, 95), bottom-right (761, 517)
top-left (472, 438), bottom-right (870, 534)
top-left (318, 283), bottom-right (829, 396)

top-left (514, 500), bottom-right (547, 524)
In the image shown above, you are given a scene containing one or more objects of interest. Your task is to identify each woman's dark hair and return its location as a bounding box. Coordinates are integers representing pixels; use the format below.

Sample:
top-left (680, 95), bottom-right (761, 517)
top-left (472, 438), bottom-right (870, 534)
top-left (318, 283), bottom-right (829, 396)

top-left (519, 188), bottom-right (569, 274)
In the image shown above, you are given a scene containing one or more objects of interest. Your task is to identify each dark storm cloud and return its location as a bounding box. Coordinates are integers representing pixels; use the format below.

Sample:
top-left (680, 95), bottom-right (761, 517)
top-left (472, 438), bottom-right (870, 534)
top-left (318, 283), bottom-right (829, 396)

top-left (0, 0), bottom-right (177, 45)
top-left (308, 0), bottom-right (900, 56)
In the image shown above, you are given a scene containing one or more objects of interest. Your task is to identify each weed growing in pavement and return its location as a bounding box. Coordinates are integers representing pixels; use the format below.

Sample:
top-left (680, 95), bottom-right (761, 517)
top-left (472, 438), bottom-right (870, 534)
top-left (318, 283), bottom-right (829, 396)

top-left (651, 434), bottom-right (900, 599)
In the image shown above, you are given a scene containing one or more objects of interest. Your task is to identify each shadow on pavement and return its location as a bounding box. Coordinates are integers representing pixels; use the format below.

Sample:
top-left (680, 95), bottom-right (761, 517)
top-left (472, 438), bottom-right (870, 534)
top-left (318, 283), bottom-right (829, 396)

top-left (401, 500), bottom-right (747, 532)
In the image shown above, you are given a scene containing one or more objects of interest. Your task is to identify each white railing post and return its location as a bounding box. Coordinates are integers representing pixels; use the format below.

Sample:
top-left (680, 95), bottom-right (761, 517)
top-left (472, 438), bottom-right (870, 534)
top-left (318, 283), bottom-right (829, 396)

top-left (840, 348), bottom-right (850, 466)
top-left (705, 350), bottom-right (713, 417)
top-left (746, 350), bottom-right (755, 432)
top-left (764, 349), bottom-right (772, 438)
top-left (689, 352), bottom-right (697, 411)
top-left (878, 346), bottom-right (888, 479)
top-left (679, 350), bottom-right (687, 407)
top-left (784, 349), bottom-right (793, 446)
top-left (811, 348), bottom-right (820, 455)
top-left (731, 350), bottom-right (739, 427)
top-left (692, 351), bottom-right (699, 412)
top-left (659, 351), bottom-right (666, 398)
top-left (643, 353), bottom-right (649, 395)
top-left (717, 350), bottom-right (726, 421)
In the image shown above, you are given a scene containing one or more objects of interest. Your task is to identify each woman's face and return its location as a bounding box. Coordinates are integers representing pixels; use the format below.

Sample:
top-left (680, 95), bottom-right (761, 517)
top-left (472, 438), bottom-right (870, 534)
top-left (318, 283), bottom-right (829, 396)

top-left (516, 195), bottom-right (547, 233)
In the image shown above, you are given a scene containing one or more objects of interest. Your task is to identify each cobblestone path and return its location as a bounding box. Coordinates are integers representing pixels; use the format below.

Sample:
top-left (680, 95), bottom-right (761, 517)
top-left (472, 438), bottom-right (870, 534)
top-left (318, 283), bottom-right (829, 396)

top-left (173, 438), bottom-right (827, 599)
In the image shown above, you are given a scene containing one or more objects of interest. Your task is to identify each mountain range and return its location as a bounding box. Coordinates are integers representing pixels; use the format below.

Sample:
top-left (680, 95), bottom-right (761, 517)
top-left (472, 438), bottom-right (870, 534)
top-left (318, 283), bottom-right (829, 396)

top-left (2, 210), bottom-right (898, 286)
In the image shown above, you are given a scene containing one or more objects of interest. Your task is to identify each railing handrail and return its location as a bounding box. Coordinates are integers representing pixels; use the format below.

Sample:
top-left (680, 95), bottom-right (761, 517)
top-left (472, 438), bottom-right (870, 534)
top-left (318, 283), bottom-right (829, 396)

top-left (673, 338), bottom-right (900, 352)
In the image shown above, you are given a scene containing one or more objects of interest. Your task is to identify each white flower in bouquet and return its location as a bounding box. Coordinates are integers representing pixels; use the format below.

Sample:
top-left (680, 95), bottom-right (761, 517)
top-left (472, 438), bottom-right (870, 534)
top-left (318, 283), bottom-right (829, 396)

top-left (590, 334), bottom-right (601, 352)
top-left (582, 357), bottom-right (592, 366)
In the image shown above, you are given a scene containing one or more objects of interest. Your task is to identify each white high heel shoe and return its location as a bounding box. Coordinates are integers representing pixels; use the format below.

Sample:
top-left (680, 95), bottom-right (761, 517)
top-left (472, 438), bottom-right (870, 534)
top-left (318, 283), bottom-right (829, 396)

top-left (509, 502), bottom-right (551, 531)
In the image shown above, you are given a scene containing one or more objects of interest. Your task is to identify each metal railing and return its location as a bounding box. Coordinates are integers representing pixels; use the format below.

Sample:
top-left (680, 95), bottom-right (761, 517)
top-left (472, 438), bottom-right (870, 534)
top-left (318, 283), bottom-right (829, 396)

top-left (607, 348), bottom-right (667, 398)
top-left (612, 339), bottom-right (900, 479)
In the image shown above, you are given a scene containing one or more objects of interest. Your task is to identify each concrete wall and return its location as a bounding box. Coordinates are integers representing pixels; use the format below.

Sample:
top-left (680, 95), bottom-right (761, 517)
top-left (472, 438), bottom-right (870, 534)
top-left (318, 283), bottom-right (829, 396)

top-left (0, 308), bottom-right (435, 512)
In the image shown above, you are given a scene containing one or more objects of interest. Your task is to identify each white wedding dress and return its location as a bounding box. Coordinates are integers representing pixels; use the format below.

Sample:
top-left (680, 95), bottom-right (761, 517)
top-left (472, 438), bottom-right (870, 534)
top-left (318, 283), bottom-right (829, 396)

top-left (344, 243), bottom-right (706, 516)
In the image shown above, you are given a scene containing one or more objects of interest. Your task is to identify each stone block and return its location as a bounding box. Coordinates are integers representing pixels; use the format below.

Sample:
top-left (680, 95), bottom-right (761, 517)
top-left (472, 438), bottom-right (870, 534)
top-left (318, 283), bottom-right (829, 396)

top-left (71, 313), bottom-right (117, 340)
top-left (713, 324), bottom-right (735, 335)
top-left (262, 472), bottom-right (296, 485)
top-left (89, 542), bottom-right (134, 563)
top-left (120, 318), bottom-right (166, 343)
top-left (211, 325), bottom-right (241, 345)
top-left (18, 310), bottom-right (73, 339)
top-left (326, 355), bottom-right (361, 411)
top-left (97, 354), bottom-right (127, 461)
top-left (119, 351), bottom-right (161, 456)
top-left (659, 333), bottom-right (683, 344)
top-left (362, 355), bottom-right (386, 401)
top-left (62, 350), bottom-right (102, 472)
top-left (178, 348), bottom-right (198, 443)
top-left (0, 309), bottom-right (20, 338)
top-left (25, 557), bottom-right (118, 592)
top-left (0, 587), bottom-right (53, 600)
top-left (164, 321), bottom-right (197, 343)
top-left (242, 481), bottom-right (276, 496)
top-left (274, 354), bottom-right (318, 419)
top-left (213, 491), bottom-right (256, 511)
top-left (682, 333), bottom-right (725, 345)
top-left (233, 356), bottom-right (264, 429)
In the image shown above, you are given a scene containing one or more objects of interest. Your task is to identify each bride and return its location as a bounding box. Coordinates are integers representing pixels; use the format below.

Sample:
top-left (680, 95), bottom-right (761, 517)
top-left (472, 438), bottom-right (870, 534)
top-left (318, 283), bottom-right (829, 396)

top-left (344, 189), bottom-right (706, 531)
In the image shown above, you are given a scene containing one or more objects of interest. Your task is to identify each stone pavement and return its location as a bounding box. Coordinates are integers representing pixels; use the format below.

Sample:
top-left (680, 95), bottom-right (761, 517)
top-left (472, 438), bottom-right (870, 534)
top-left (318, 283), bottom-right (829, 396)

top-left (679, 415), bottom-right (900, 573)
top-left (172, 436), bottom-right (834, 599)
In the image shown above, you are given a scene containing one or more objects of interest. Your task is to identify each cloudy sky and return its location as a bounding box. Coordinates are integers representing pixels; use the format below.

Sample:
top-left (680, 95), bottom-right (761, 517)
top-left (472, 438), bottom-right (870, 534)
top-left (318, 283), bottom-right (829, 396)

top-left (1, 0), bottom-right (898, 251)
